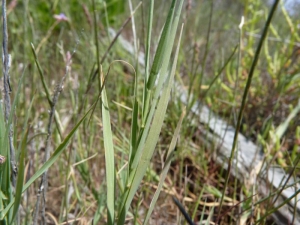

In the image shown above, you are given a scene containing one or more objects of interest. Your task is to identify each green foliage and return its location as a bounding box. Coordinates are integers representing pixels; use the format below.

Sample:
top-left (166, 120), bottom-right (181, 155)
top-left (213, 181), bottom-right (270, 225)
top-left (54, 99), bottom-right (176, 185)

top-left (1, 0), bottom-right (300, 224)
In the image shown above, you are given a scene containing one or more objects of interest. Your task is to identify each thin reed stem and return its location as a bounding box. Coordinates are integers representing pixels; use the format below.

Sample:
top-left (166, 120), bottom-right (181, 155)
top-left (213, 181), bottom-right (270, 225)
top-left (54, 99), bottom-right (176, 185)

top-left (218, 0), bottom-right (281, 220)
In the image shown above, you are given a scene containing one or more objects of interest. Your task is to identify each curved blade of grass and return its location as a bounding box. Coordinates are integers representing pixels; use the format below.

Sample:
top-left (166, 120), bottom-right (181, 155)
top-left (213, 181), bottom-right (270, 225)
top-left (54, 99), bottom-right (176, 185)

top-left (99, 66), bottom-right (115, 225)
top-left (143, 108), bottom-right (186, 224)
top-left (92, 6), bottom-right (115, 221)
top-left (0, 101), bottom-right (96, 219)
top-left (203, 45), bottom-right (238, 97)
top-left (31, 43), bottom-right (63, 138)
top-left (31, 43), bottom-right (52, 106)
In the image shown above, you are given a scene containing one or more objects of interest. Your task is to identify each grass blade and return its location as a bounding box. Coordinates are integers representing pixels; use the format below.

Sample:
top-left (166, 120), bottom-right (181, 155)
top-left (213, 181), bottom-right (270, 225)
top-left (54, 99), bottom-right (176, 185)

top-left (10, 129), bottom-right (27, 225)
top-left (99, 66), bottom-right (115, 225)
top-left (10, 96), bottom-right (35, 224)
top-left (30, 43), bottom-right (52, 106)
top-left (143, 107), bottom-right (186, 224)
top-left (142, 0), bottom-right (176, 126)
top-left (142, 0), bottom-right (154, 123)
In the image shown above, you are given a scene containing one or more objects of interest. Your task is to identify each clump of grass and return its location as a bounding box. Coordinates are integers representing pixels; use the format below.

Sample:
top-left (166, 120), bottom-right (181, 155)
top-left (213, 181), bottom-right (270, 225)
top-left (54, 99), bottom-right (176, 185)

top-left (1, 0), bottom-right (300, 224)
top-left (1, 0), bottom-right (186, 224)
